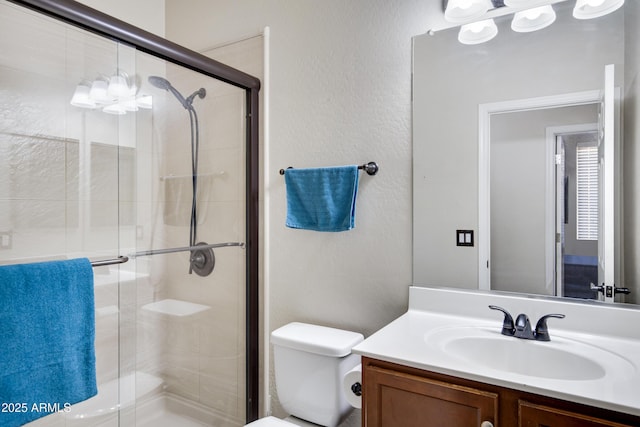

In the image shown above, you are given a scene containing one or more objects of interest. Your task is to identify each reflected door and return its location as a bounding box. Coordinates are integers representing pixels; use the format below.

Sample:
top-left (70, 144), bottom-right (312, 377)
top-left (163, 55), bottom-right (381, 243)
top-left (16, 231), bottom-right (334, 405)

top-left (597, 63), bottom-right (620, 303)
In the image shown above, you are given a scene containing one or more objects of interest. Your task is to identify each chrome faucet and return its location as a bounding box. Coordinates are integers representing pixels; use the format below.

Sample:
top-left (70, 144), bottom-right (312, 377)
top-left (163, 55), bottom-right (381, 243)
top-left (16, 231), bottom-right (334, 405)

top-left (489, 305), bottom-right (565, 342)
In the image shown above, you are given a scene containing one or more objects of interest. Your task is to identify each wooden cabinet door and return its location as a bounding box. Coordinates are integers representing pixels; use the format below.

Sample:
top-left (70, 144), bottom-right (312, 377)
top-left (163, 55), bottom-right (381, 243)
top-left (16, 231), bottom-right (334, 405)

top-left (363, 362), bottom-right (498, 427)
top-left (519, 401), bottom-right (635, 427)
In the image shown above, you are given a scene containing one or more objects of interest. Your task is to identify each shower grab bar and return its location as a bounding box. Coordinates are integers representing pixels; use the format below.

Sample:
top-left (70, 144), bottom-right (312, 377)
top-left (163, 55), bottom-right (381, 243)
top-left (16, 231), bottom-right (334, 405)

top-left (90, 241), bottom-right (245, 267)
top-left (159, 171), bottom-right (226, 181)
top-left (279, 161), bottom-right (379, 176)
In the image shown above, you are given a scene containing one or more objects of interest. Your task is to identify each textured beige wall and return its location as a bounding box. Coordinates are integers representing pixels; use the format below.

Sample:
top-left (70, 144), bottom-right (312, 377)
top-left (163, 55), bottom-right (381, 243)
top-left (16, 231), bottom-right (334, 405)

top-left (77, 0), bottom-right (165, 37)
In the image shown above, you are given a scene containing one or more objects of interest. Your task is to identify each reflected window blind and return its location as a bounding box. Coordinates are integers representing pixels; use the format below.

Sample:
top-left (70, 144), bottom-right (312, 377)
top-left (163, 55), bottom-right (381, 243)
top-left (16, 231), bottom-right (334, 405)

top-left (576, 143), bottom-right (598, 240)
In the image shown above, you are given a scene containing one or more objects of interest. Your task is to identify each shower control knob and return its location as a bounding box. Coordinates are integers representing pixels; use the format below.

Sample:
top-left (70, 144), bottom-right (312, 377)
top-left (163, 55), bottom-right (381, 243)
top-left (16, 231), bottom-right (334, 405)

top-left (480, 422), bottom-right (494, 427)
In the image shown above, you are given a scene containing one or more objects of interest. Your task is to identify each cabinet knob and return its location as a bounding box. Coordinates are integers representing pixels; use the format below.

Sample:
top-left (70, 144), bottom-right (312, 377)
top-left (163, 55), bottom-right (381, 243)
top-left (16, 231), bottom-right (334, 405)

top-left (480, 422), bottom-right (494, 427)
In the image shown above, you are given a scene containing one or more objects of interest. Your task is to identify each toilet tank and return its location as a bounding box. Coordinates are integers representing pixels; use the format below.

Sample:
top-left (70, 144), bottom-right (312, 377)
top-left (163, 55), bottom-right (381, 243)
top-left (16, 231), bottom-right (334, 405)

top-left (271, 322), bottom-right (364, 427)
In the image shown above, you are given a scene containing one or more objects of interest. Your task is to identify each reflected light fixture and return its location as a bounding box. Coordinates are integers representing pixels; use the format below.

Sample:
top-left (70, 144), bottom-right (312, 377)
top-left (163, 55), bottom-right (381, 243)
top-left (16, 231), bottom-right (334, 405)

top-left (70, 82), bottom-right (95, 108)
top-left (89, 78), bottom-right (112, 104)
top-left (458, 19), bottom-right (498, 44)
top-left (445, 0), bottom-right (493, 23)
top-left (573, 0), bottom-right (624, 19)
top-left (102, 103), bottom-right (127, 115)
top-left (511, 5), bottom-right (556, 32)
top-left (503, 0), bottom-right (540, 6)
top-left (136, 95), bottom-right (153, 109)
top-left (70, 72), bottom-right (153, 114)
top-left (107, 72), bottom-right (131, 98)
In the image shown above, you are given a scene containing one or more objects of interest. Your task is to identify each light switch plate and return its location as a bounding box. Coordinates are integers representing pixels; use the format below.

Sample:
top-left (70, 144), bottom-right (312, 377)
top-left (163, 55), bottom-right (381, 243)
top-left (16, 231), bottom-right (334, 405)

top-left (456, 230), bottom-right (474, 247)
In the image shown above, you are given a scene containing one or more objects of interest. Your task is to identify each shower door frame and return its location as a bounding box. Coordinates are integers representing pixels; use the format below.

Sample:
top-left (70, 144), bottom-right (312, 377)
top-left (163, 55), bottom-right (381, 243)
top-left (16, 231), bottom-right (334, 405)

top-left (7, 0), bottom-right (261, 422)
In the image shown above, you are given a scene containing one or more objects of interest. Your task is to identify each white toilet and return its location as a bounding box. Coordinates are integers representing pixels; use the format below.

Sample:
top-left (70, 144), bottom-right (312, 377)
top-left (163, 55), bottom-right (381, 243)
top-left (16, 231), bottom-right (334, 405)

top-left (246, 322), bottom-right (364, 427)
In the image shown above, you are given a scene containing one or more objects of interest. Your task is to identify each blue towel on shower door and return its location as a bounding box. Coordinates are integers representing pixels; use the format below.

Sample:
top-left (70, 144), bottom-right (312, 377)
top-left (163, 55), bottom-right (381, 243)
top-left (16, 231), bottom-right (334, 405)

top-left (0, 258), bottom-right (97, 427)
top-left (284, 165), bottom-right (360, 232)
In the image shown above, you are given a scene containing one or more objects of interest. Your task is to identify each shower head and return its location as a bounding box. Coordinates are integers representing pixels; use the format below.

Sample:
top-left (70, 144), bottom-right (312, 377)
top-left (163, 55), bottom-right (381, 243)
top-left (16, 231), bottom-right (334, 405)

top-left (148, 75), bottom-right (205, 110)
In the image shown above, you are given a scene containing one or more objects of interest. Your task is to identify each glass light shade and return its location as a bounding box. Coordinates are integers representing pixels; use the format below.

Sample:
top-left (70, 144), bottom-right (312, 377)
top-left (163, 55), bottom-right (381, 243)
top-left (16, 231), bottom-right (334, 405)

top-left (458, 19), bottom-right (498, 44)
top-left (503, 0), bottom-right (541, 6)
top-left (89, 79), bottom-right (111, 104)
top-left (120, 98), bottom-right (139, 112)
top-left (70, 84), bottom-right (95, 108)
top-left (511, 5), bottom-right (556, 32)
top-left (445, 0), bottom-right (492, 23)
top-left (573, 0), bottom-right (624, 19)
top-left (136, 94), bottom-right (153, 109)
top-left (102, 103), bottom-right (127, 115)
top-left (107, 74), bottom-right (130, 98)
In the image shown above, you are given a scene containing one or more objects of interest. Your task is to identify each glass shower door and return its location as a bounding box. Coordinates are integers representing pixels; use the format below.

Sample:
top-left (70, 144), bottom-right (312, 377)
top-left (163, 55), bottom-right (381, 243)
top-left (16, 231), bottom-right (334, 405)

top-left (0, 1), bottom-right (254, 425)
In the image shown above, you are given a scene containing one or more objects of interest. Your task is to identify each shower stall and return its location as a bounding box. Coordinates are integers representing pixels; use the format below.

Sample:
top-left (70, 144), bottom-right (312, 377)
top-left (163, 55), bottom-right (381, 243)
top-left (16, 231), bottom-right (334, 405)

top-left (0, 0), bottom-right (260, 426)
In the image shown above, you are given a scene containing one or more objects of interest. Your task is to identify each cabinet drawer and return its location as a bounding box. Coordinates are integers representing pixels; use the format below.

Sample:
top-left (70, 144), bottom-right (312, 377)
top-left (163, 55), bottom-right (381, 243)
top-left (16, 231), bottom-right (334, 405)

top-left (519, 400), bottom-right (636, 427)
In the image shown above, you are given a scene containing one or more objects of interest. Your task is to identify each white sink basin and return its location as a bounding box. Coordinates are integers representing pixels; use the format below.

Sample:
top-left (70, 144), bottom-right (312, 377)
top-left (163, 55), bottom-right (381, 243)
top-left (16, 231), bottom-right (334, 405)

top-left (425, 326), bottom-right (633, 381)
top-left (352, 287), bottom-right (640, 416)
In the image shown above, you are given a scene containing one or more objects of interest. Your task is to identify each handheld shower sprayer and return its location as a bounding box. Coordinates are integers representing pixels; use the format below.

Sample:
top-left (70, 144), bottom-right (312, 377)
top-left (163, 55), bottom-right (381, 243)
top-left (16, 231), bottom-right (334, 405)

top-left (147, 75), bottom-right (206, 110)
top-left (148, 75), bottom-right (211, 276)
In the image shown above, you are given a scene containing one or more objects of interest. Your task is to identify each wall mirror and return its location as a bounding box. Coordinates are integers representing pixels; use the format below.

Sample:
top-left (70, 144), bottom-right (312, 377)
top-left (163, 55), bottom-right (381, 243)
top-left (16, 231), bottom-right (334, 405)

top-left (412, 0), bottom-right (639, 305)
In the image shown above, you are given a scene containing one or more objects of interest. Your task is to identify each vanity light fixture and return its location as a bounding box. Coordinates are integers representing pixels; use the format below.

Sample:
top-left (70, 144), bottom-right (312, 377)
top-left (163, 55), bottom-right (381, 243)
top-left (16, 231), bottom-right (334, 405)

top-left (458, 18), bottom-right (499, 44)
top-left (443, 0), bottom-right (625, 45)
top-left (511, 5), bottom-right (556, 32)
top-left (573, 0), bottom-right (624, 19)
top-left (445, 0), bottom-right (493, 23)
top-left (503, 0), bottom-right (541, 6)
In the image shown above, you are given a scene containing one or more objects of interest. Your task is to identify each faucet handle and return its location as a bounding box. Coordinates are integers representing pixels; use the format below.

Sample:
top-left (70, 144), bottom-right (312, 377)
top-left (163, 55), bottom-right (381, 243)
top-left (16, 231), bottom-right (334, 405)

top-left (488, 305), bottom-right (515, 336)
top-left (534, 313), bottom-right (565, 342)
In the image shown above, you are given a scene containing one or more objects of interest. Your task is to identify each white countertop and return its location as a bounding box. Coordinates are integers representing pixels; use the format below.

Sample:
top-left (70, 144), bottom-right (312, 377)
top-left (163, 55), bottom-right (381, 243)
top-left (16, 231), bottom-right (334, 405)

top-left (352, 286), bottom-right (640, 416)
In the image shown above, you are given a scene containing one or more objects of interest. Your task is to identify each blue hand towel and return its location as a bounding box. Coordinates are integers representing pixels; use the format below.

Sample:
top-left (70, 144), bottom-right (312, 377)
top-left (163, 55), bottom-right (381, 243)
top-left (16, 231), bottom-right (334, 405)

top-left (285, 165), bottom-right (360, 232)
top-left (0, 258), bottom-right (97, 427)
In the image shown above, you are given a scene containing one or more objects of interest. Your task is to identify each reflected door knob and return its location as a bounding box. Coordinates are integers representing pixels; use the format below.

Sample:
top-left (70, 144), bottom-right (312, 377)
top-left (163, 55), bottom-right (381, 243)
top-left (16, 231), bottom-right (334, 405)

top-left (480, 422), bottom-right (494, 427)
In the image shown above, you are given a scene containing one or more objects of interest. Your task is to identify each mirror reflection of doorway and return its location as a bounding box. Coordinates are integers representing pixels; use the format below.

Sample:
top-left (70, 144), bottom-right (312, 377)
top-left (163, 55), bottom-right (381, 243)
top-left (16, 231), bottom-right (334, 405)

top-left (553, 127), bottom-right (599, 300)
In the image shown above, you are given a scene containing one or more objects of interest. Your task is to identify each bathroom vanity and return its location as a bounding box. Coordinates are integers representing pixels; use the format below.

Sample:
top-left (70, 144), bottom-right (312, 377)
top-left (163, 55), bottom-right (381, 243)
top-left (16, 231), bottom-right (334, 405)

top-left (361, 357), bottom-right (638, 426)
top-left (352, 287), bottom-right (640, 427)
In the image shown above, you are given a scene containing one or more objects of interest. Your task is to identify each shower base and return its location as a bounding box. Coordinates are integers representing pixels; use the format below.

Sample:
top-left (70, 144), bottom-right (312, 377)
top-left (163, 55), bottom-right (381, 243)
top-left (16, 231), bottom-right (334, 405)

top-left (133, 393), bottom-right (240, 427)
top-left (59, 371), bottom-right (240, 427)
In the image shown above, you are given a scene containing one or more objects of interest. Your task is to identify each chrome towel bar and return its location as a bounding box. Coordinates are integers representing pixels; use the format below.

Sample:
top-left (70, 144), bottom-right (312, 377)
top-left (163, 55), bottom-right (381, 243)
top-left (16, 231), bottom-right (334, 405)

top-left (279, 161), bottom-right (379, 176)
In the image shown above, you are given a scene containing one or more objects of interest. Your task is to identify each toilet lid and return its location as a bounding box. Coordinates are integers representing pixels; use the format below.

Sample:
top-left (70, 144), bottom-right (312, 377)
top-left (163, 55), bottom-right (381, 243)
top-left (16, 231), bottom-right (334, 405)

top-left (245, 416), bottom-right (296, 427)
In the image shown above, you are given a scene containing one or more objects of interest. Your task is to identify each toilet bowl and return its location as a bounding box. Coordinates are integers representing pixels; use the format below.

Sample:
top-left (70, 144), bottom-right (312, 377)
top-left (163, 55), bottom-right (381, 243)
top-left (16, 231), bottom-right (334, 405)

top-left (246, 415), bottom-right (311, 426)
top-left (246, 322), bottom-right (364, 427)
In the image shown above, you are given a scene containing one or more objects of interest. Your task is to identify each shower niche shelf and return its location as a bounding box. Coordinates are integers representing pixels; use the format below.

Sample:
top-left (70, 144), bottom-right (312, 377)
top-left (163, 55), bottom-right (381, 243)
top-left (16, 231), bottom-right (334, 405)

top-left (142, 299), bottom-right (210, 317)
top-left (93, 269), bottom-right (149, 287)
